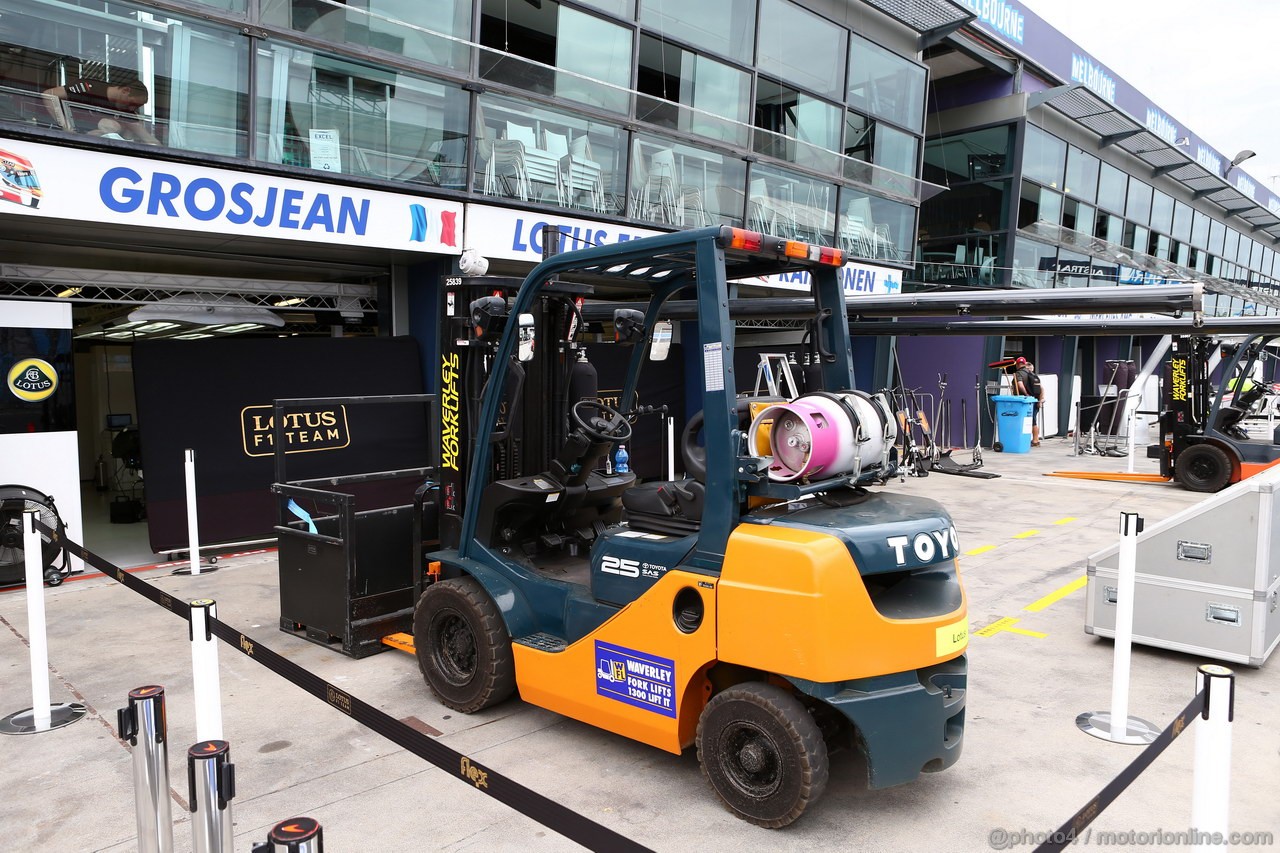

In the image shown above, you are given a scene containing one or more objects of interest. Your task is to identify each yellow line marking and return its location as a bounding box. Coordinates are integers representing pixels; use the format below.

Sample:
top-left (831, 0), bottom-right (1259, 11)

top-left (964, 545), bottom-right (996, 556)
top-left (1053, 517), bottom-right (1077, 525)
top-left (1013, 529), bottom-right (1039, 539)
top-left (975, 616), bottom-right (1046, 639)
top-left (1024, 575), bottom-right (1088, 612)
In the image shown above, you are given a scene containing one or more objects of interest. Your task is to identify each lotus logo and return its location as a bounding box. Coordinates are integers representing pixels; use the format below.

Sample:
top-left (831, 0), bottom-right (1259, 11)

top-left (325, 685), bottom-right (353, 715)
top-left (7, 358), bottom-right (57, 402)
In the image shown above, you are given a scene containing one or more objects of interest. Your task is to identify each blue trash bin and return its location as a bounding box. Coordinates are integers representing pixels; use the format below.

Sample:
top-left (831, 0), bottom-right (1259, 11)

top-left (992, 395), bottom-right (1035, 453)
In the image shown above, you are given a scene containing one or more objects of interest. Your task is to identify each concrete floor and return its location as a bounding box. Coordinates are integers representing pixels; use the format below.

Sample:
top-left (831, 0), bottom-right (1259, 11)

top-left (2, 438), bottom-right (1277, 851)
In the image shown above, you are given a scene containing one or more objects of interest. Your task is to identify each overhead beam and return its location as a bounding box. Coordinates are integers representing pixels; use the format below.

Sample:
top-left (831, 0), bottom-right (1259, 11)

top-left (1027, 83), bottom-right (1083, 110)
top-left (1098, 128), bottom-right (1144, 148)
top-left (1152, 162), bottom-right (1189, 178)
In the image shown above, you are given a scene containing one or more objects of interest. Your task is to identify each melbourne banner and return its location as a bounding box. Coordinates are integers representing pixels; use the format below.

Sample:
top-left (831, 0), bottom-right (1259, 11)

top-left (0, 136), bottom-right (463, 253)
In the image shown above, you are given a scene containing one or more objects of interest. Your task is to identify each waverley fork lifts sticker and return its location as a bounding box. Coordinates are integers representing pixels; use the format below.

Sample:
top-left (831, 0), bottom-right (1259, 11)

top-left (595, 640), bottom-right (676, 717)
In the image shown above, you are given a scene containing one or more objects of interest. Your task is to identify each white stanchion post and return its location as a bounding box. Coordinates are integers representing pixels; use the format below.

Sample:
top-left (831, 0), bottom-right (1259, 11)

top-left (189, 600), bottom-right (224, 742)
top-left (24, 516), bottom-right (51, 731)
top-left (1076, 512), bottom-right (1158, 744)
top-left (185, 449), bottom-right (201, 576)
top-left (1109, 512), bottom-right (1140, 737)
top-left (1191, 664), bottom-right (1235, 851)
top-left (0, 513), bottom-right (87, 735)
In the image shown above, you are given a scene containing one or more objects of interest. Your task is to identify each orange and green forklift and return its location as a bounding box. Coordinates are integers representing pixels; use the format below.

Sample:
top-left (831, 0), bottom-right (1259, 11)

top-left (414, 226), bottom-right (967, 827)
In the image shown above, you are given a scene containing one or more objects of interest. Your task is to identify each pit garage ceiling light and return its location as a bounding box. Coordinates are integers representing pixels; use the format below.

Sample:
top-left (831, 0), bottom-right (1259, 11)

top-left (128, 293), bottom-right (286, 327)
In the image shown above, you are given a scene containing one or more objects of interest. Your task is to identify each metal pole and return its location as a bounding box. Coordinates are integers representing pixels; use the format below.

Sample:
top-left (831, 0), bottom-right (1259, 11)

top-left (187, 740), bottom-right (235, 853)
top-left (1077, 512), bottom-right (1157, 744)
top-left (23, 515), bottom-right (50, 731)
top-left (666, 416), bottom-right (675, 480)
top-left (119, 686), bottom-right (174, 853)
top-left (0, 513), bottom-right (86, 734)
top-left (186, 449), bottom-right (201, 576)
top-left (1191, 664), bottom-right (1235, 851)
top-left (189, 600), bottom-right (224, 741)
top-left (262, 817), bottom-right (324, 852)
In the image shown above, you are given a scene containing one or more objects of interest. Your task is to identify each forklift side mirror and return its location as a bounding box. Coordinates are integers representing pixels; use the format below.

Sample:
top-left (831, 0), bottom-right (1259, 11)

top-left (614, 309), bottom-right (646, 345)
top-left (650, 319), bottom-right (672, 362)
top-left (517, 313), bottom-right (535, 362)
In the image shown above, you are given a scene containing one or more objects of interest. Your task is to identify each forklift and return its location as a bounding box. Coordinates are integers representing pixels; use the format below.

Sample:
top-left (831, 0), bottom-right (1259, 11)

top-left (1150, 333), bottom-right (1280, 491)
top-left (415, 226), bottom-right (967, 827)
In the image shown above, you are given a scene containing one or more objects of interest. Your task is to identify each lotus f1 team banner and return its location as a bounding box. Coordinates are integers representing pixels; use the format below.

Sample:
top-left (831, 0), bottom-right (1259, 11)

top-left (0, 136), bottom-right (462, 254)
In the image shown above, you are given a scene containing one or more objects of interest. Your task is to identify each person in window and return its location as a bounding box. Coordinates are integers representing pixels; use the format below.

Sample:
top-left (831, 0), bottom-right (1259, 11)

top-left (42, 78), bottom-right (159, 144)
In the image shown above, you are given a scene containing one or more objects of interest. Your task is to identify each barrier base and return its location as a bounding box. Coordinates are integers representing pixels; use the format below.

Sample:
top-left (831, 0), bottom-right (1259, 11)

top-left (1075, 710), bottom-right (1159, 745)
top-left (0, 702), bottom-right (87, 735)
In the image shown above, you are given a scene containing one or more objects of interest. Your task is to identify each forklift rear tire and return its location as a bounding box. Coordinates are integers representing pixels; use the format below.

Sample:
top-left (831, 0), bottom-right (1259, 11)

top-left (1175, 444), bottom-right (1232, 493)
top-left (414, 577), bottom-right (516, 713)
top-left (696, 682), bottom-right (829, 828)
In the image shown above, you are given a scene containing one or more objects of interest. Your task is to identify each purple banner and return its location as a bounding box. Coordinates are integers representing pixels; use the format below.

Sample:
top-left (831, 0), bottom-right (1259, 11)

top-left (955, 0), bottom-right (1280, 217)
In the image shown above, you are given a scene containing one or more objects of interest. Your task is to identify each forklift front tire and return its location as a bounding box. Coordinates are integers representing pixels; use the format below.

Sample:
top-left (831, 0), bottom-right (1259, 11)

top-left (696, 682), bottom-right (829, 828)
top-left (1175, 443), bottom-right (1232, 493)
top-left (414, 576), bottom-right (516, 713)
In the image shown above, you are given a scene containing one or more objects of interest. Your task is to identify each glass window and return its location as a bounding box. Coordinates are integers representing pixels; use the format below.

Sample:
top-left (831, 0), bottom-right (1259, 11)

top-left (1019, 181), bottom-right (1060, 228)
top-left (1095, 211), bottom-right (1123, 245)
top-left (1124, 179), bottom-right (1152, 225)
top-left (479, 0), bottom-right (631, 114)
top-left (636, 36), bottom-right (750, 145)
top-left (1222, 227), bottom-right (1238, 263)
top-left (1208, 219), bottom-right (1225, 256)
top-left (846, 32), bottom-right (925, 133)
top-left (1064, 147), bottom-right (1098, 203)
top-left (1097, 162), bottom-right (1127, 213)
top-left (1063, 199), bottom-right (1093, 234)
top-left (1190, 210), bottom-right (1209, 249)
top-left (1171, 200), bottom-right (1192, 242)
top-left (918, 181), bottom-right (1005, 240)
top-left (748, 162), bottom-right (837, 246)
top-left (1012, 238), bottom-right (1056, 288)
top-left (473, 92), bottom-right (627, 214)
top-left (263, 0), bottom-right (472, 70)
top-left (578, 0), bottom-right (635, 17)
top-left (1150, 189), bottom-right (1173, 234)
top-left (629, 132), bottom-right (746, 227)
top-left (922, 125), bottom-right (1012, 186)
top-left (1056, 248), bottom-right (1091, 288)
top-left (256, 44), bottom-right (467, 185)
top-left (758, 0), bottom-right (845, 100)
top-left (1022, 125), bottom-right (1065, 189)
top-left (874, 123), bottom-right (917, 177)
top-left (3, 0), bottom-right (249, 156)
top-left (844, 111), bottom-right (872, 165)
top-left (1152, 232), bottom-right (1170, 261)
top-left (753, 78), bottom-right (840, 172)
top-left (1236, 233), bottom-right (1252, 266)
top-left (638, 0), bottom-right (756, 65)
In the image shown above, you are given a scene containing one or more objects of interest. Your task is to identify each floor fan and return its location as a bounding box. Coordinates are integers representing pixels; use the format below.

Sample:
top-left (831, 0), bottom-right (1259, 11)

top-left (0, 485), bottom-right (71, 586)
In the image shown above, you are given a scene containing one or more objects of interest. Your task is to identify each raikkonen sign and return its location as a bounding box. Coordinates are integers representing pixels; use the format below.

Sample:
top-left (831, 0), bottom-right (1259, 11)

top-left (240, 405), bottom-right (350, 457)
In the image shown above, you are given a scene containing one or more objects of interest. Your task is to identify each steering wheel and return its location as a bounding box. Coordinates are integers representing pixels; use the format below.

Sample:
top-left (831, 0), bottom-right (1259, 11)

top-left (572, 400), bottom-right (632, 444)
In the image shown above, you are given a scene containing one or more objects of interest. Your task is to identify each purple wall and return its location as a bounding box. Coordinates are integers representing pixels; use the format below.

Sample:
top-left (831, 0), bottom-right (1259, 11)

top-left (896, 335), bottom-right (988, 445)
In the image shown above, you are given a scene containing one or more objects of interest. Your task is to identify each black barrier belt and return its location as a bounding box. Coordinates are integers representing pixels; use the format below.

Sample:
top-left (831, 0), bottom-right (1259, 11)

top-left (56, 527), bottom-right (192, 622)
top-left (1032, 690), bottom-right (1206, 853)
top-left (40, 524), bottom-right (652, 853)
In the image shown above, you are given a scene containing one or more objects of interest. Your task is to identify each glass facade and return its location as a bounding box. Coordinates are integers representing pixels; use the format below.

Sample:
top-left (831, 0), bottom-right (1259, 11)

top-left (1001, 122), bottom-right (1280, 314)
top-left (1, 0), bottom-right (932, 265)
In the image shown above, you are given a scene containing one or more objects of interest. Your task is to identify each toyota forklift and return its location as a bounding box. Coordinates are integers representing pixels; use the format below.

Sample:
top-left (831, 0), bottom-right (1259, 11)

top-left (1151, 333), bottom-right (1280, 491)
top-left (415, 226), bottom-right (968, 827)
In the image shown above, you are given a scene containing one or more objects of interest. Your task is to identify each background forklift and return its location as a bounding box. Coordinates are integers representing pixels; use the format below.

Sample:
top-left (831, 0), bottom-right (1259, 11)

top-left (1151, 333), bottom-right (1280, 491)
top-left (413, 226), bottom-right (967, 827)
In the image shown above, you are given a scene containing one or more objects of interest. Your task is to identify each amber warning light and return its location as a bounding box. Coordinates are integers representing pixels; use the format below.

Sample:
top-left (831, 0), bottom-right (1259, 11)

top-left (722, 227), bottom-right (845, 267)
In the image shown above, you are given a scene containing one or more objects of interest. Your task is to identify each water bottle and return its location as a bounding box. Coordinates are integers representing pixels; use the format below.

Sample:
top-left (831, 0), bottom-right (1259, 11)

top-left (614, 444), bottom-right (630, 474)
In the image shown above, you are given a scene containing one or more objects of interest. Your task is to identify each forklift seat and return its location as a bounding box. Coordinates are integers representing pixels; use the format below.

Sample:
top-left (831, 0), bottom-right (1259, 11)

top-left (622, 479), bottom-right (704, 536)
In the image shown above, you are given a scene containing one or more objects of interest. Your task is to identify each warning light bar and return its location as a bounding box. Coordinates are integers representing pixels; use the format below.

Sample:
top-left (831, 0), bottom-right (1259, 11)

top-left (720, 226), bottom-right (845, 267)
